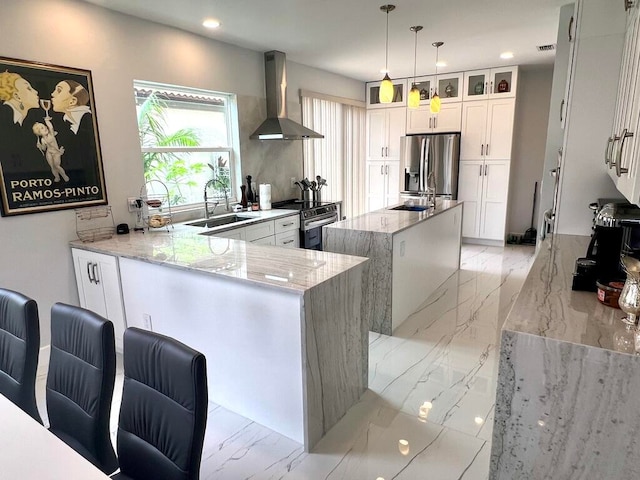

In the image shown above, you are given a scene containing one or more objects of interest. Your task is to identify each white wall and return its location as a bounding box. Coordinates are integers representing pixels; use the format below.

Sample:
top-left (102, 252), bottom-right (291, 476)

top-left (508, 66), bottom-right (554, 235)
top-left (0, 0), bottom-right (364, 346)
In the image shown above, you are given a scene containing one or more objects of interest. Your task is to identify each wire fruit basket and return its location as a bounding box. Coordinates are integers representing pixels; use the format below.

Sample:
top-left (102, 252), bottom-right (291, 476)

top-left (76, 206), bottom-right (116, 242)
top-left (140, 180), bottom-right (173, 231)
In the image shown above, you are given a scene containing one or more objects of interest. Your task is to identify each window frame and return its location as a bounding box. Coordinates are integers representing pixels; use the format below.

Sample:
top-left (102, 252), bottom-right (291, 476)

top-left (134, 80), bottom-right (241, 211)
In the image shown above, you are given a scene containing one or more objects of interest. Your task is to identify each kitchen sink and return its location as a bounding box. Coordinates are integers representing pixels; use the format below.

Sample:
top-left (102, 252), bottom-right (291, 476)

top-left (389, 205), bottom-right (429, 212)
top-left (185, 215), bottom-right (253, 228)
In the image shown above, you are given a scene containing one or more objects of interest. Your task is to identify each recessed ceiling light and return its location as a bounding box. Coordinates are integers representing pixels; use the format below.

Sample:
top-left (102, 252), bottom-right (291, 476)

top-left (436, 61), bottom-right (447, 68)
top-left (202, 18), bottom-right (221, 29)
top-left (500, 51), bottom-right (514, 59)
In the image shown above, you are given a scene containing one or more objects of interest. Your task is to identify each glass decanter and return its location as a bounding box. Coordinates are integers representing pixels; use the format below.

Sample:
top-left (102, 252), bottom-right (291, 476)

top-left (619, 275), bottom-right (640, 327)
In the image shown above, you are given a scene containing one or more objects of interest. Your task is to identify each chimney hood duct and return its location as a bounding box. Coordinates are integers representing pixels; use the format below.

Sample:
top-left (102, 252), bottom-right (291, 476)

top-left (250, 51), bottom-right (324, 140)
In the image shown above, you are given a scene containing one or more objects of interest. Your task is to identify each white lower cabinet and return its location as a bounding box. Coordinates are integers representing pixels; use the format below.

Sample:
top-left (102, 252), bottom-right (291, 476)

top-left (458, 160), bottom-right (510, 242)
top-left (71, 248), bottom-right (127, 351)
top-left (208, 214), bottom-right (300, 247)
top-left (245, 220), bottom-right (275, 243)
top-left (275, 230), bottom-right (299, 248)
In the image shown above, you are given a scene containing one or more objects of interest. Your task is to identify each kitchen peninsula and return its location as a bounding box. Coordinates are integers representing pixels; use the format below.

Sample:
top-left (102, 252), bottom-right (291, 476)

top-left (324, 199), bottom-right (462, 335)
top-left (491, 235), bottom-right (640, 479)
top-left (70, 214), bottom-right (369, 452)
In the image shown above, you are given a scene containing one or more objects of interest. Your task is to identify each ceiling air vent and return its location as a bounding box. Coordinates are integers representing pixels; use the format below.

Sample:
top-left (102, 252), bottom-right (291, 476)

top-left (537, 44), bottom-right (556, 52)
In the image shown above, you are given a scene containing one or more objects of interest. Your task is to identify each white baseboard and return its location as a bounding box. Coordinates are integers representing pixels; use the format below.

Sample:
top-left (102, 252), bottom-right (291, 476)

top-left (462, 237), bottom-right (505, 247)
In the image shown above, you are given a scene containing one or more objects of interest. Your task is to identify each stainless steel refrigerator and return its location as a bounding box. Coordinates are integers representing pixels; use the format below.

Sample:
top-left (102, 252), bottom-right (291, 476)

top-left (400, 133), bottom-right (461, 199)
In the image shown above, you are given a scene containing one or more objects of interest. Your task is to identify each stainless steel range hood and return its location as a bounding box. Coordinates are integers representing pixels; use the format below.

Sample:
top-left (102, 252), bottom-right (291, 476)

top-left (250, 51), bottom-right (324, 140)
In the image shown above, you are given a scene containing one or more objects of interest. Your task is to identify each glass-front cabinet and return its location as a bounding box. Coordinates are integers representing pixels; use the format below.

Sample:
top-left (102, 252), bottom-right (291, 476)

top-left (408, 72), bottom-right (463, 106)
top-left (463, 66), bottom-right (518, 101)
top-left (366, 78), bottom-right (408, 108)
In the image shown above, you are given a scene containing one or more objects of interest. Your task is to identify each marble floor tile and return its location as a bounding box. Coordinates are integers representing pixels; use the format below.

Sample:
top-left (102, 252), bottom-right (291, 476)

top-left (34, 244), bottom-right (535, 480)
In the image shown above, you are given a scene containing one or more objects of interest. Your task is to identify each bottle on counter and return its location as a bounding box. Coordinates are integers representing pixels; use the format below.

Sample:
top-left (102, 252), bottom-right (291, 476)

top-left (246, 175), bottom-right (254, 204)
top-left (240, 185), bottom-right (248, 208)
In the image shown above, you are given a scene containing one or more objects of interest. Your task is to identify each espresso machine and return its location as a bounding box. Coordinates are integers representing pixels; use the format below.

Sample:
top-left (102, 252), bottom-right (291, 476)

top-left (572, 201), bottom-right (640, 291)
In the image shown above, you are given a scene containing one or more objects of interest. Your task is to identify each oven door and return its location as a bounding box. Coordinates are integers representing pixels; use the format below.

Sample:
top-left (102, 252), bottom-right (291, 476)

top-left (301, 213), bottom-right (338, 250)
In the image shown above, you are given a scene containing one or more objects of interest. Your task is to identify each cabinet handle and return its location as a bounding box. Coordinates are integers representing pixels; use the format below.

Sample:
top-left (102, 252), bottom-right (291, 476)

top-left (92, 263), bottom-right (100, 284)
top-left (434, 116), bottom-right (437, 129)
top-left (605, 136), bottom-right (614, 165)
top-left (560, 99), bottom-right (565, 122)
top-left (490, 81), bottom-right (494, 94)
top-left (381, 165), bottom-right (384, 175)
top-left (609, 136), bottom-right (621, 169)
top-left (616, 129), bottom-right (633, 176)
top-left (485, 165), bottom-right (489, 176)
top-left (486, 144), bottom-right (490, 156)
top-left (429, 117), bottom-right (432, 129)
top-left (381, 147), bottom-right (384, 157)
top-left (282, 222), bottom-right (294, 227)
top-left (283, 240), bottom-right (294, 244)
top-left (481, 144), bottom-right (484, 156)
top-left (479, 165), bottom-right (483, 176)
top-left (386, 147), bottom-right (389, 157)
top-left (568, 16), bottom-right (574, 41)
top-left (86, 262), bottom-right (94, 284)
top-left (385, 165), bottom-right (389, 174)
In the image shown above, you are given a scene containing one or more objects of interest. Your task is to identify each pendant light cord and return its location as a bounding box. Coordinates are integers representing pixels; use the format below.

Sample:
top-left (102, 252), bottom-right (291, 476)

top-left (413, 30), bottom-right (417, 80)
top-left (385, 9), bottom-right (389, 72)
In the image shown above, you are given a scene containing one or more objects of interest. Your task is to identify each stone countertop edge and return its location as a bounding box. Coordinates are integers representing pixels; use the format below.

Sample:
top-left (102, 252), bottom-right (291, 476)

top-left (70, 211), bottom-right (368, 295)
top-left (325, 199), bottom-right (462, 235)
top-left (502, 233), bottom-right (639, 355)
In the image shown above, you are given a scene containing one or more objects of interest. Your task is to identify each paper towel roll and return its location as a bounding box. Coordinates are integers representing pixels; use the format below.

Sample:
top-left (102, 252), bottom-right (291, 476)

top-left (259, 184), bottom-right (271, 210)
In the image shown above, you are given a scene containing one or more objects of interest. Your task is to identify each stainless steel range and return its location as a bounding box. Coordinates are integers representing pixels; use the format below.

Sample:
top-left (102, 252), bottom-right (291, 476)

top-left (272, 199), bottom-right (339, 250)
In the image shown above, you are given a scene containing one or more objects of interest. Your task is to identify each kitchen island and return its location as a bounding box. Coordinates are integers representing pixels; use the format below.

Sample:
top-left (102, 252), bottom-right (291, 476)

top-left (490, 235), bottom-right (640, 479)
top-left (70, 217), bottom-right (368, 452)
top-left (323, 199), bottom-right (462, 335)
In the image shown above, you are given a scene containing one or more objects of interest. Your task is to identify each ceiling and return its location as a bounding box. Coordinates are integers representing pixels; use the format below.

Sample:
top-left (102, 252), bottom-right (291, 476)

top-left (81, 0), bottom-right (568, 82)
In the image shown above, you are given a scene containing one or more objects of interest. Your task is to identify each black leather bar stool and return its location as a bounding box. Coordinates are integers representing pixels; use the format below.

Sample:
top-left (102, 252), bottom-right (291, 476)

top-left (112, 327), bottom-right (208, 480)
top-left (0, 287), bottom-right (42, 423)
top-left (46, 302), bottom-right (118, 475)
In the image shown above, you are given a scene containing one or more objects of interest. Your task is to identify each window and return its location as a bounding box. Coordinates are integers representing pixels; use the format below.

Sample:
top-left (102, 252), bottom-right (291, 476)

top-left (134, 80), bottom-right (240, 208)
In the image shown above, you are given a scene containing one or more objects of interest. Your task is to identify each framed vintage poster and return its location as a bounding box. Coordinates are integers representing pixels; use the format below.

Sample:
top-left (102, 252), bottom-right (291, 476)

top-left (0, 57), bottom-right (106, 216)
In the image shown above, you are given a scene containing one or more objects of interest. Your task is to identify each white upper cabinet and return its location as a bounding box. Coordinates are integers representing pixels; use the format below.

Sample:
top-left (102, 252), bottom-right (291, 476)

top-left (608, 2), bottom-right (640, 202)
top-left (406, 103), bottom-right (462, 134)
top-left (460, 98), bottom-right (515, 161)
top-left (408, 72), bottom-right (464, 107)
top-left (367, 108), bottom-right (406, 161)
top-left (463, 66), bottom-right (518, 101)
top-left (366, 79), bottom-right (408, 109)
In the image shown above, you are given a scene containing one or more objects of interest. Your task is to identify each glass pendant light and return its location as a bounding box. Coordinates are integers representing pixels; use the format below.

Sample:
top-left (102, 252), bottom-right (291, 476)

top-left (408, 26), bottom-right (423, 109)
top-left (379, 5), bottom-right (396, 104)
top-left (430, 41), bottom-right (444, 114)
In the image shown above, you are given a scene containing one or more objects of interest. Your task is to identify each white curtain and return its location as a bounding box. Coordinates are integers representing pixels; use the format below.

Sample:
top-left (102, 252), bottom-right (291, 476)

top-left (301, 95), bottom-right (366, 219)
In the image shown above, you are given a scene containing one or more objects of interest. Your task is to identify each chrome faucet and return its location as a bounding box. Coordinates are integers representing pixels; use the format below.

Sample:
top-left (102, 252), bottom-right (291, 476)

top-left (204, 178), bottom-right (229, 218)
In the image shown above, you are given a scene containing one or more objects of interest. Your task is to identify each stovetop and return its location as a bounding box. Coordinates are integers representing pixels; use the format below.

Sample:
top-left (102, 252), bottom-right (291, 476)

top-left (272, 199), bottom-right (335, 211)
top-left (272, 199), bottom-right (338, 219)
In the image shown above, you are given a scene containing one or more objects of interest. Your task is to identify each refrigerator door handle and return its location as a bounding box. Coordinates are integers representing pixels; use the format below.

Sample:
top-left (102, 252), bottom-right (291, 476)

top-left (420, 137), bottom-right (429, 193)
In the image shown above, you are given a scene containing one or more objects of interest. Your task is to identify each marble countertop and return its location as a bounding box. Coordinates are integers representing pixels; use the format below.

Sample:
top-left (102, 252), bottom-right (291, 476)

top-left (326, 199), bottom-right (461, 235)
top-left (71, 216), bottom-right (368, 295)
top-left (504, 234), bottom-right (635, 354)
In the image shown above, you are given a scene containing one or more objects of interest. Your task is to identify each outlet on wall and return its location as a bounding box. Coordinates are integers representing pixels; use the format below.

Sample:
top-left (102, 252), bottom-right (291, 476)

top-left (127, 197), bottom-right (141, 212)
top-left (290, 177), bottom-right (296, 189)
